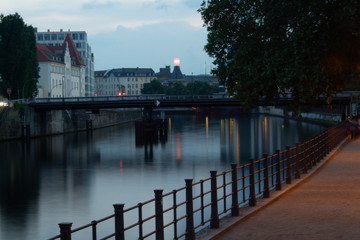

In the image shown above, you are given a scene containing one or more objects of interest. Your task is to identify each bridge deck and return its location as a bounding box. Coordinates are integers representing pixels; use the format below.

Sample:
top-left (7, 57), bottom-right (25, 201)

top-left (28, 92), bottom-right (358, 111)
top-left (199, 137), bottom-right (360, 239)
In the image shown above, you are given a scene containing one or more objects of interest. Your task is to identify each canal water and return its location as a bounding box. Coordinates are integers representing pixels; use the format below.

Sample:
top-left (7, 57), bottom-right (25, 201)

top-left (0, 110), bottom-right (328, 239)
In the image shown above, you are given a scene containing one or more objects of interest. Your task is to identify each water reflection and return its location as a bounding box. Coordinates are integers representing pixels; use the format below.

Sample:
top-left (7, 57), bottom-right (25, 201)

top-left (0, 112), bottom-right (328, 240)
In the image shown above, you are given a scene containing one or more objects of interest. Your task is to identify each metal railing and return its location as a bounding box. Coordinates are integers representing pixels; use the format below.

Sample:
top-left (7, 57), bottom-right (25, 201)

top-left (48, 121), bottom-right (348, 240)
top-left (32, 94), bottom-right (230, 104)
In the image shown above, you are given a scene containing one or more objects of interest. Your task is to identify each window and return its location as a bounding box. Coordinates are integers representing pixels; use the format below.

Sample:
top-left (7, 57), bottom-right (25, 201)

top-left (37, 35), bottom-right (43, 41)
top-left (58, 34), bottom-right (64, 40)
top-left (76, 43), bottom-right (81, 49)
top-left (51, 34), bottom-right (57, 40)
top-left (44, 34), bottom-right (50, 40)
top-left (72, 33), bottom-right (78, 40)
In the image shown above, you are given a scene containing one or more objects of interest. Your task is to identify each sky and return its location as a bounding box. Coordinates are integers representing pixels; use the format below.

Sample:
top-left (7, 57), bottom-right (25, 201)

top-left (1, 0), bottom-right (214, 75)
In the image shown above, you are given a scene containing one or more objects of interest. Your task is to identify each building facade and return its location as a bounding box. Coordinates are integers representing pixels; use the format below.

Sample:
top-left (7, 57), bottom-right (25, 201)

top-left (36, 34), bottom-right (85, 98)
top-left (94, 68), bottom-right (156, 96)
top-left (35, 29), bottom-right (94, 96)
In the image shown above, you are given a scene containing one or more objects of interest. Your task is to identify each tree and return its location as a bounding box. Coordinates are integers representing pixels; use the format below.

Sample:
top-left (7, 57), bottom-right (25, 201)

top-left (199, 0), bottom-right (360, 108)
top-left (0, 13), bottom-right (39, 99)
top-left (186, 81), bottom-right (218, 95)
top-left (165, 81), bottom-right (187, 95)
top-left (141, 79), bottom-right (164, 94)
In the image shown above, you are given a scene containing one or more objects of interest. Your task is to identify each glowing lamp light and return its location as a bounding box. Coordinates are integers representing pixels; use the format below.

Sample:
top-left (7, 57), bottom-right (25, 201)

top-left (174, 58), bottom-right (180, 66)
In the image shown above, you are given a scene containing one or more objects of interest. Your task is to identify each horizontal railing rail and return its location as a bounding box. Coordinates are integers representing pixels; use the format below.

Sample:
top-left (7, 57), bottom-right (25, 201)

top-left (48, 121), bottom-right (348, 240)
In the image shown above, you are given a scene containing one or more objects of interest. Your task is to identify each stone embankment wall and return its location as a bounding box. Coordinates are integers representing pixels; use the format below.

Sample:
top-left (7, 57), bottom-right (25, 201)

top-left (0, 106), bottom-right (141, 140)
top-left (255, 106), bottom-right (343, 123)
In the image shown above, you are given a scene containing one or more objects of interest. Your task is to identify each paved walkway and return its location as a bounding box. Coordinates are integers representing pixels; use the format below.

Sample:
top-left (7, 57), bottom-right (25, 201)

top-left (201, 138), bottom-right (360, 240)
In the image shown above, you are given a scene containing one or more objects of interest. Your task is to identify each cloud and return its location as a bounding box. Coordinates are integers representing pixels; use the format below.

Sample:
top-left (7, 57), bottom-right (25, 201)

top-left (92, 21), bottom-right (212, 74)
top-left (1, 0), bottom-right (213, 74)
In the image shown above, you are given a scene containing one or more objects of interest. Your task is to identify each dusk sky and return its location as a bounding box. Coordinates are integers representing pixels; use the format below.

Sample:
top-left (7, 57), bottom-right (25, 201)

top-left (2, 0), bottom-right (214, 75)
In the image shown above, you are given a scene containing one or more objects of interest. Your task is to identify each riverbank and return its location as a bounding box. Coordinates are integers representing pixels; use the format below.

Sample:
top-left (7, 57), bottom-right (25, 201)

top-left (0, 105), bottom-right (141, 140)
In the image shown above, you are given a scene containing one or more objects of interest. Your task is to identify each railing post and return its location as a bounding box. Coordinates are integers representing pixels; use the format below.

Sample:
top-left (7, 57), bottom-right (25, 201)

top-left (210, 171), bottom-right (219, 229)
top-left (91, 221), bottom-right (97, 240)
top-left (301, 142), bottom-right (308, 174)
top-left (263, 154), bottom-right (270, 198)
top-left (154, 189), bottom-right (164, 240)
top-left (249, 159), bottom-right (256, 207)
top-left (113, 204), bottom-right (125, 240)
top-left (295, 143), bottom-right (300, 179)
top-left (231, 164), bottom-right (239, 216)
top-left (59, 222), bottom-right (72, 240)
top-left (286, 146), bottom-right (291, 184)
top-left (185, 179), bottom-right (195, 240)
top-left (275, 150), bottom-right (282, 191)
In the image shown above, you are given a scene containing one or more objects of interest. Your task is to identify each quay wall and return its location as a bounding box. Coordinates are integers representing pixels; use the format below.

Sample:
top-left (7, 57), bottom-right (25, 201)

top-left (0, 106), bottom-right (141, 140)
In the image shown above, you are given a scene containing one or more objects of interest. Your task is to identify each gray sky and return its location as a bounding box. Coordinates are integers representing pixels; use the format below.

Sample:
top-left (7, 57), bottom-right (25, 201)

top-left (2, 0), bottom-right (214, 75)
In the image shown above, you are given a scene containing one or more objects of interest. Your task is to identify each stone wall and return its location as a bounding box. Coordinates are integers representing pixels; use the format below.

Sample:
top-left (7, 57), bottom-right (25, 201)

top-left (0, 107), bottom-right (141, 140)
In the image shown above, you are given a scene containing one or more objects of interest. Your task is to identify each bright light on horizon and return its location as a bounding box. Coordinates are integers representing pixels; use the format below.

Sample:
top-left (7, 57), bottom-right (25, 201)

top-left (174, 58), bottom-right (180, 66)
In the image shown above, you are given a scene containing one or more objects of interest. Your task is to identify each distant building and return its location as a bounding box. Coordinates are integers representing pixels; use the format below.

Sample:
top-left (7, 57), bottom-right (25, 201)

top-left (35, 29), bottom-right (94, 96)
top-left (94, 68), bottom-right (156, 96)
top-left (156, 66), bottom-right (171, 81)
top-left (36, 34), bottom-right (85, 98)
top-left (156, 65), bottom-right (219, 86)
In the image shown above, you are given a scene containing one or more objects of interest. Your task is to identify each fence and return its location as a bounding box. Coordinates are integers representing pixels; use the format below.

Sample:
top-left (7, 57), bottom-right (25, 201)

top-left (48, 121), bottom-right (348, 240)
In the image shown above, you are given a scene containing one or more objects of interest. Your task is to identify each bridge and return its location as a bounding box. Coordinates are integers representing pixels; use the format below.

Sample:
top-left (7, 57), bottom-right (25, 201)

top-left (28, 91), bottom-right (359, 111)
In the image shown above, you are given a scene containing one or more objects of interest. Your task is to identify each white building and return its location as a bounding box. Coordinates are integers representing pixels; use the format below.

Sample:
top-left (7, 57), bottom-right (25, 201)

top-left (94, 68), bottom-right (156, 96)
top-left (36, 34), bottom-right (85, 98)
top-left (35, 29), bottom-right (94, 96)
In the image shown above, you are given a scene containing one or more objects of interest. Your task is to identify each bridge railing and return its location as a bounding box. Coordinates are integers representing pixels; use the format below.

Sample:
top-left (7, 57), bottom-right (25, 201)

top-left (32, 94), bottom-right (230, 104)
top-left (48, 121), bottom-right (348, 240)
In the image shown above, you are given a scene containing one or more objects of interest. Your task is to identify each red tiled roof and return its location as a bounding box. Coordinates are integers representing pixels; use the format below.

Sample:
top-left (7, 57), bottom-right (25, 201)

top-left (63, 34), bottom-right (84, 66)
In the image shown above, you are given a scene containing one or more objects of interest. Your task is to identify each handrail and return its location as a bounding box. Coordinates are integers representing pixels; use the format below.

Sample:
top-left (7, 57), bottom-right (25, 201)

top-left (48, 121), bottom-right (348, 240)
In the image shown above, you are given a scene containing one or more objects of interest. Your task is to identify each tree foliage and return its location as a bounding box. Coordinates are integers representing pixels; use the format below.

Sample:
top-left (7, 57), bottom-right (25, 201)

top-left (0, 13), bottom-right (39, 99)
top-left (141, 79), bottom-right (165, 94)
top-left (199, 0), bottom-right (360, 108)
top-left (141, 79), bottom-right (219, 95)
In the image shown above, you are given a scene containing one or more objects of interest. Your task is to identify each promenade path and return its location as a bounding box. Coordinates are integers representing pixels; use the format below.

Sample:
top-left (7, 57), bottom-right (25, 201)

top-left (199, 137), bottom-right (360, 240)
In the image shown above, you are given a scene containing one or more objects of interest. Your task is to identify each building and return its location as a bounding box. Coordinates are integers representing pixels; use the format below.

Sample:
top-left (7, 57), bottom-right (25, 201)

top-left (94, 68), bottom-right (156, 96)
top-left (35, 29), bottom-right (94, 96)
top-left (36, 34), bottom-right (85, 98)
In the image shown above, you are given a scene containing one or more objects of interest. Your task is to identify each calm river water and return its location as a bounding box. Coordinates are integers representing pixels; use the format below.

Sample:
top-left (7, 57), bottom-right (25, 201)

top-left (0, 110), bottom-right (328, 239)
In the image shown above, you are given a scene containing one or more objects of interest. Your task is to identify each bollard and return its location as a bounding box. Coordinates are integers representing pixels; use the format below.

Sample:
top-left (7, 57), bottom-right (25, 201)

top-left (249, 159), bottom-right (256, 207)
top-left (263, 154), bottom-right (270, 198)
top-left (210, 171), bottom-right (219, 228)
top-left (59, 222), bottom-right (72, 240)
top-left (154, 190), bottom-right (164, 240)
top-left (185, 179), bottom-right (195, 240)
top-left (113, 204), bottom-right (125, 240)
top-left (231, 164), bottom-right (239, 216)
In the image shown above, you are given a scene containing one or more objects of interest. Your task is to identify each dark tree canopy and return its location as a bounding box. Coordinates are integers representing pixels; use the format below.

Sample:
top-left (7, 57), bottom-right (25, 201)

top-left (0, 13), bottom-right (39, 99)
top-left (141, 79), bottom-right (165, 94)
top-left (199, 0), bottom-right (360, 108)
top-left (142, 79), bottom-right (219, 95)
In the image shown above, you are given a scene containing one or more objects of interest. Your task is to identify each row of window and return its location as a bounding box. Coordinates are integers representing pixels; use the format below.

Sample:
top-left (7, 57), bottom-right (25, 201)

top-left (37, 33), bottom-right (86, 41)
